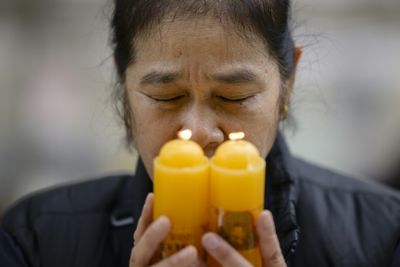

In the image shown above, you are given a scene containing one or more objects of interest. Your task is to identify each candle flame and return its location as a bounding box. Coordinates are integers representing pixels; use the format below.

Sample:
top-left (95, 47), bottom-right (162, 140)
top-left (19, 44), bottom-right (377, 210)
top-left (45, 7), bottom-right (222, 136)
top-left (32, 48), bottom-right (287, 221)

top-left (178, 129), bottom-right (192, 140)
top-left (229, 132), bottom-right (245, 141)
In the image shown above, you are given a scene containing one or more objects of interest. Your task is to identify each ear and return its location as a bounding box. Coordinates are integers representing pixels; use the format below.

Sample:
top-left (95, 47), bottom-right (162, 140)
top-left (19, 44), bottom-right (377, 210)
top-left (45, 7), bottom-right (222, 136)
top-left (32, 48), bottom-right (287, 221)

top-left (279, 47), bottom-right (302, 120)
top-left (286, 46), bottom-right (302, 96)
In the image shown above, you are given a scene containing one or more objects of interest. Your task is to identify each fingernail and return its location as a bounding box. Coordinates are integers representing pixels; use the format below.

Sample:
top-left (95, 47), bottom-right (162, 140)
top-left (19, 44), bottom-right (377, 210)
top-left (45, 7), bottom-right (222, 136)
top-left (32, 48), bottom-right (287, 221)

top-left (262, 211), bottom-right (273, 230)
top-left (144, 193), bottom-right (153, 206)
top-left (179, 246), bottom-right (196, 259)
top-left (153, 216), bottom-right (169, 230)
top-left (203, 233), bottom-right (220, 250)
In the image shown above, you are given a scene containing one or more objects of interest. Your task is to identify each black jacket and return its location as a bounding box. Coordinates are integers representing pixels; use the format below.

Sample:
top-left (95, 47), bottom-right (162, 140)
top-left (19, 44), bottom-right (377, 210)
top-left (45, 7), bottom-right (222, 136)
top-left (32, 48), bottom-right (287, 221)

top-left (1, 134), bottom-right (400, 267)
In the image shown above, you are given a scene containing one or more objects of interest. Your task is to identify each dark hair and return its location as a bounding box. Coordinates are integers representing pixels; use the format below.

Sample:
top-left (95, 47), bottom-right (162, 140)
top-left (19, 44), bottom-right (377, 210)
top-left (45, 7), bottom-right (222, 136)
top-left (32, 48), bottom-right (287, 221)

top-left (111, 0), bottom-right (295, 145)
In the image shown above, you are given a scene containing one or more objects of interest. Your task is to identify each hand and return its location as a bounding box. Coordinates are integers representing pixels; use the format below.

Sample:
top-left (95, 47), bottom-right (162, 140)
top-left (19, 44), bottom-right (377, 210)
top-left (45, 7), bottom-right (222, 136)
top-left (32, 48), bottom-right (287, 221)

top-left (130, 194), bottom-right (285, 267)
top-left (202, 210), bottom-right (286, 267)
top-left (129, 193), bottom-right (199, 267)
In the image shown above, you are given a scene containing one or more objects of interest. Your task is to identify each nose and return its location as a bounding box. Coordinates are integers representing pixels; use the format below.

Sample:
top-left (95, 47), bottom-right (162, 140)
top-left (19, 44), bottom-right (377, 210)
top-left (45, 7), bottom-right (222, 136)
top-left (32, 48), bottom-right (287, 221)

top-left (180, 105), bottom-right (224, 156)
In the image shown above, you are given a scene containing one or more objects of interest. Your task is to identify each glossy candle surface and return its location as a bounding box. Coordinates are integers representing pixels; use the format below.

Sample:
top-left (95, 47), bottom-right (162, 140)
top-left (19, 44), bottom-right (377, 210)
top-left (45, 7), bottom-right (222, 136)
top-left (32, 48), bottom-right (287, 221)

top-left (210, 139), bottom-right (265, 267)
top-left (211, 140), bottom-right (265, 210)
top-left (153, 138), bottom-right (209, 260)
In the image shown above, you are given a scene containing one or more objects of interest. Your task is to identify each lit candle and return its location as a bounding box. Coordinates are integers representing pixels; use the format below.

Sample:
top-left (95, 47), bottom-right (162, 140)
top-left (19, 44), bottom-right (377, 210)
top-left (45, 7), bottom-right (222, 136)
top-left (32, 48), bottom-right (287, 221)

top-left (209, 132), bottom-right (265, 267)
top-left (152, 129), bottom-right (209, 261)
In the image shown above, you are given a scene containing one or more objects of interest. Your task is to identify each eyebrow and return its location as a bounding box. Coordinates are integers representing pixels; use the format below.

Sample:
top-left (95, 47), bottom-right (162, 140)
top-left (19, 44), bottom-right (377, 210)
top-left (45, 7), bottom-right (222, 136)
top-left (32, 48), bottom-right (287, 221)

top-left (140, 68), bottom-right (260, 85)
top-left (140, 71), bottom-right (181, 85)
top-left (211, 69), bottom-right (259, 84)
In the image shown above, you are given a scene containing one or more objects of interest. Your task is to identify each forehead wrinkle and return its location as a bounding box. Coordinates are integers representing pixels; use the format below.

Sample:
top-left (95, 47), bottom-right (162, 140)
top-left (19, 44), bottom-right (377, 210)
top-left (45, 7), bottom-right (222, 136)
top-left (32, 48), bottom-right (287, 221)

top-left (136, 17), bottom-right (267, 59)
top-left (132, 17), bottom-right (277, 90)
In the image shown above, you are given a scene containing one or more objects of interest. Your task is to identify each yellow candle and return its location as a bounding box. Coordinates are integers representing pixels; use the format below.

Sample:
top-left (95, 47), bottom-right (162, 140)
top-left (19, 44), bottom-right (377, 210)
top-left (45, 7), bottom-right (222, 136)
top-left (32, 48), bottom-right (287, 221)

top-left (152, 130), bottom-right (209, 261)
top-left (209, 133), bottom-right (265, 267)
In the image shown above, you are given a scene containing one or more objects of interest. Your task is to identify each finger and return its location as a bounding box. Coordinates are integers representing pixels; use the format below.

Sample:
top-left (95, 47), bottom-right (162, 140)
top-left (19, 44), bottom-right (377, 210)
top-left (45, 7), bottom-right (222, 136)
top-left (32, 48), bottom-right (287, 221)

top-left (130, 216), bottom-right (171, 267)
top-left (256, 211), bottom-right (286, 267)
top-left (202, 233), bottom-right (252, 267)
top-left (152, 246), bottom-right (198, 267)
top-left (133, 193), bottom-right (154, 244)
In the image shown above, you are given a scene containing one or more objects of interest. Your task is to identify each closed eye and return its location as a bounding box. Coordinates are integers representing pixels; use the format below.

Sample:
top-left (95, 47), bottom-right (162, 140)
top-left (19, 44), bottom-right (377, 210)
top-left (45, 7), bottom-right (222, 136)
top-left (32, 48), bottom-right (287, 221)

top-left (217, 95), bottom-right (253, 103)
top-left (149, 95), bottom-right (184, 102)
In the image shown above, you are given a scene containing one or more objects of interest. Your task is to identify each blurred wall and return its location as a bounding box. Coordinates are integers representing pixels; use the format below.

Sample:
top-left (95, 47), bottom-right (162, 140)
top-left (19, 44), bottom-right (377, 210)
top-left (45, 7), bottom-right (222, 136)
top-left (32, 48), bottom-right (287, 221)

top-left (1, 0), bottom-right (400, 215)
top-left (0, 0), bottom-right (138, 215)
top-left (286, 0), bottom-right (400, 181)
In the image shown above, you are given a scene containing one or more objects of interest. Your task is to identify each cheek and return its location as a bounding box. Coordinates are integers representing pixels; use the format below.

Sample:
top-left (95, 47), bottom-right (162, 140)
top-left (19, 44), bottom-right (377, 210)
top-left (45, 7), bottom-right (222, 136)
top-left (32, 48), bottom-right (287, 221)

top-left (128, 93), bottom-right (180, 177)
top-left (240, 92), bottom-right (280, 158)
top-left (133, 121), bottom-right (175, 179)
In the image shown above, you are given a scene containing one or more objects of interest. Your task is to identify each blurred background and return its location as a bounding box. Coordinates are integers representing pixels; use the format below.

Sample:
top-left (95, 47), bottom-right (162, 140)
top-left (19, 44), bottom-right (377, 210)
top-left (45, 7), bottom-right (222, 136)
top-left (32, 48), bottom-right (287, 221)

top-left (1, 0), bottom-right (400, 216)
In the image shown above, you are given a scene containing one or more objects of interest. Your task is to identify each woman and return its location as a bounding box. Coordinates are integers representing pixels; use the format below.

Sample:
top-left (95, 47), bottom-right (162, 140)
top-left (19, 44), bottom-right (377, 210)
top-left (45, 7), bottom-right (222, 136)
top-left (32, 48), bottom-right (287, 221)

top-left (1, 0), bottom-right (400, 266)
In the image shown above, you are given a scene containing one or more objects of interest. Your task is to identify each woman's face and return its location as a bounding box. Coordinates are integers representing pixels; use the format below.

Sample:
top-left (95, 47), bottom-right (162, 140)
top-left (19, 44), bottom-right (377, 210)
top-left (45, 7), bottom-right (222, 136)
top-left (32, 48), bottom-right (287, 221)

top-left (125, 16), bottom-right (285, 177)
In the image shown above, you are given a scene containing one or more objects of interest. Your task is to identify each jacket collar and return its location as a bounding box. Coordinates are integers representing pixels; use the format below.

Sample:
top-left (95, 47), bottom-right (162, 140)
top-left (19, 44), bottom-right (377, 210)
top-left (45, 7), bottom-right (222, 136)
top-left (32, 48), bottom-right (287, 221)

top-left (267, 133), bottom-right (300, 261)
top-left (111, 132), bottom-right (299, 261)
